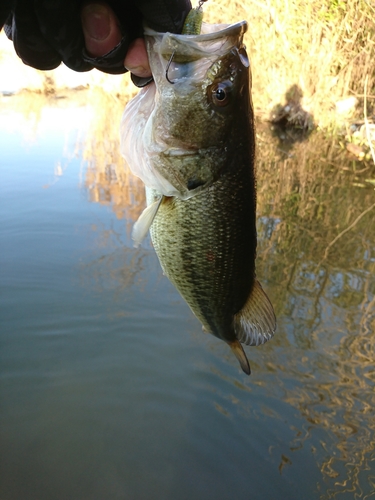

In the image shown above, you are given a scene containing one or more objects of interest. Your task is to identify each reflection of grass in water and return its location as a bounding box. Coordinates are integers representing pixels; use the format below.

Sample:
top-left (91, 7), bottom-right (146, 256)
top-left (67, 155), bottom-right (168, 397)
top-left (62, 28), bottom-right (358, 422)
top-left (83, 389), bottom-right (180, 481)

top-left (1, 90), bottom-right (78, 142)
top-left (81, 85), bottom-right (146, 226)
top-left (256, 122), bottom-right (374, 271)
top-left (254, 123), bottom-right (375, 498)
top-left (2, 85), bottom-right (146, 225)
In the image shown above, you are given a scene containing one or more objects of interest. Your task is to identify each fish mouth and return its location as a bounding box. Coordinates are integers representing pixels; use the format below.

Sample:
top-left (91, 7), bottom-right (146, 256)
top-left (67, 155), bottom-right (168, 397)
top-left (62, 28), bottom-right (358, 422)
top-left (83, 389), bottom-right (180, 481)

top-left (163, 148), bottom-right (198, 157)
top-left (162, 145), bottom-right (219, 157)
top-left (144, 21), bottom-right (248, 55)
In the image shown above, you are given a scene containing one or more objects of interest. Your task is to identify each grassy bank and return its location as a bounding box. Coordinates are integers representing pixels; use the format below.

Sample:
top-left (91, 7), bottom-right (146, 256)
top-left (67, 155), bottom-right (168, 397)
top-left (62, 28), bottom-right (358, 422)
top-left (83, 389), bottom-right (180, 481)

top-left (1, 0), bottom-right (374, 132)
top-left (205, 0), bottom-right (375, 130)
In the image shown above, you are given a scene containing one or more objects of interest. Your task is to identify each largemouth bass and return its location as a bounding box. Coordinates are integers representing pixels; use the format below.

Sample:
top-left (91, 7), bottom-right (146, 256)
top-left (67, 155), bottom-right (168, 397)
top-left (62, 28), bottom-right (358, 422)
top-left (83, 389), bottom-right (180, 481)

top-left (121, 21), bottom-right (276, 375)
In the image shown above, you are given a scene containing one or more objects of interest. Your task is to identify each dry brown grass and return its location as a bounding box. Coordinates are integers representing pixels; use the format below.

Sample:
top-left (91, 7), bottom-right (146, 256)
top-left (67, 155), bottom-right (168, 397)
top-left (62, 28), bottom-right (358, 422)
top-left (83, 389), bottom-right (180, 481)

top-left (203, 0), bottom-right (375, 128)
top-left (1, 1), bottom-right (374, 129)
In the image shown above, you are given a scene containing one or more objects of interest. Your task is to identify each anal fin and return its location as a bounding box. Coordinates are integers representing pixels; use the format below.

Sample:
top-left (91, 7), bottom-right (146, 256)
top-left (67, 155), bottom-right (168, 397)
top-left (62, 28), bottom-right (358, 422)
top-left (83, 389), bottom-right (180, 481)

top-left (233, 280), bottom-right (276, 347)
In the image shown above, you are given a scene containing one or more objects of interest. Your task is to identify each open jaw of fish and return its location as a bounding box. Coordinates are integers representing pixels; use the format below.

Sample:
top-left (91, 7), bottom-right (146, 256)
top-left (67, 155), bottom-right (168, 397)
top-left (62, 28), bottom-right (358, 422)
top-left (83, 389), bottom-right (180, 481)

top-left (121, 21), bottom-right (276, 375)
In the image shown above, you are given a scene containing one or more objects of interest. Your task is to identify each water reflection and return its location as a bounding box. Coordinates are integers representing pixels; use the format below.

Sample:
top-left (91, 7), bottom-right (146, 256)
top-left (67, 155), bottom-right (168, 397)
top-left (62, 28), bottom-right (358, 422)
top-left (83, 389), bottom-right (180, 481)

top-left (255, 125), bottom-right (375, 497)
top-left (1, 88), bottom-right (375, 499)
top-left (80, 88), bottom-right (146, 226)
top-left (270, 84), bottom-right (314, 151)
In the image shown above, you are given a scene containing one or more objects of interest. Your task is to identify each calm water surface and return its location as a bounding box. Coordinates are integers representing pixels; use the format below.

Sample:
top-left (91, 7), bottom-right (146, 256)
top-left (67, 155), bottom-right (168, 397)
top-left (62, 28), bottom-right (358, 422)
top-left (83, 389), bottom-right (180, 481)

top-left (1, 93), bottom-right (375, 499)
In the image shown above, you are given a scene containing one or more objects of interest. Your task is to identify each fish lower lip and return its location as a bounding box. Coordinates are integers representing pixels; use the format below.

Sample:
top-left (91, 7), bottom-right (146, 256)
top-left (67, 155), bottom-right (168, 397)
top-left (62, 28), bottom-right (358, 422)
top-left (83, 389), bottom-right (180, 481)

top-left (164, 148), bottom-right (197, 156)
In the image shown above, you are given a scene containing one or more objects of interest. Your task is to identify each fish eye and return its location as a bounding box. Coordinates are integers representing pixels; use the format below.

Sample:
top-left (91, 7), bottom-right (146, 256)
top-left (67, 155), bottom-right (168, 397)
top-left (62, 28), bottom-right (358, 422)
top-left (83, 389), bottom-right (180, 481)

top-left (215, 88), bottom-right (226, 101)
top-left (210, 81), bottom-right (232, 107)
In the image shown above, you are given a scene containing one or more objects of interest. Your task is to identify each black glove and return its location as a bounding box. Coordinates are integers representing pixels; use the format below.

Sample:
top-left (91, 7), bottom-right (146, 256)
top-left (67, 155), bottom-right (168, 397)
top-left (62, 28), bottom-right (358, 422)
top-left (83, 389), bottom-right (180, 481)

top-left (2, 0), bottom-right (191, 77)
top-left (0, 0), bottom-right (15, 31)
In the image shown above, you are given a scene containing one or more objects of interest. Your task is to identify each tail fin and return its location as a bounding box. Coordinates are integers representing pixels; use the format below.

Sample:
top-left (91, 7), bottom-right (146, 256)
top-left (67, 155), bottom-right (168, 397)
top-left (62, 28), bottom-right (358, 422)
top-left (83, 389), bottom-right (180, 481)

top-left (227, 340), bottom-right (251, 375)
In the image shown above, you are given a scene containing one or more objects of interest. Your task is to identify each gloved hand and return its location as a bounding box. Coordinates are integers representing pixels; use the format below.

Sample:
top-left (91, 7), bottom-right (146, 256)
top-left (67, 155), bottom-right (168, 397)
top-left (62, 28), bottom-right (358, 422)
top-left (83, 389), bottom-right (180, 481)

top-left (2, 0), bottom-right (191, 84)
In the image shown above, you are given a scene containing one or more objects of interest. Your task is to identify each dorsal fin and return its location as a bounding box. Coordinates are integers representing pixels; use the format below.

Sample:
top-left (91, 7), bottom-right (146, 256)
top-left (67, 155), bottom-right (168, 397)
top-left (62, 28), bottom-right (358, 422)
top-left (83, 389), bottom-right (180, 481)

top-left (233, 279), bottom-right (276, 346)
top-left (132, 196), bottom-right (163, 247)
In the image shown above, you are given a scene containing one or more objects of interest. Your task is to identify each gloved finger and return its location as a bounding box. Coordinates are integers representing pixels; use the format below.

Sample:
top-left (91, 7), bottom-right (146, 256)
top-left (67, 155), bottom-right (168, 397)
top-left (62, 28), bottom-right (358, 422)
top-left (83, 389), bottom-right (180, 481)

top-left (80, 1), bottom-right (132, 75)
top-left (81, 2), bottom-right (122, 57)
top-left (34, 0), bottom-right (144, 74)
top-left (10, 0), bottom-right (62, 70)
top-left (81, 37), bottom-right (130, 74)
top-left (0, 0), bottom-right (15, 31)
top-left (84, 0), bottom-right (193, 75)
top-left (33, 0), bottom-right (92, 71)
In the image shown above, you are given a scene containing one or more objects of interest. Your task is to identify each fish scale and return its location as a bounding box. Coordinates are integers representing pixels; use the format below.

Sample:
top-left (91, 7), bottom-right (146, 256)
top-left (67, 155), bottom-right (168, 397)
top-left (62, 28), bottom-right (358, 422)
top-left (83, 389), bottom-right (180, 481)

top-left (148, 120), bottom-right (259, 361)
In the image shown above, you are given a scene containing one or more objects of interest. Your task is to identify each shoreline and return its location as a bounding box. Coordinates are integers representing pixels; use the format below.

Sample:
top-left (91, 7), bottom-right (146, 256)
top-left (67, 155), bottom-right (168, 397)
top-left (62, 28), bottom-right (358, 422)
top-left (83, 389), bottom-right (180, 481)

top-left (1, 30), bottom-right (374, 164)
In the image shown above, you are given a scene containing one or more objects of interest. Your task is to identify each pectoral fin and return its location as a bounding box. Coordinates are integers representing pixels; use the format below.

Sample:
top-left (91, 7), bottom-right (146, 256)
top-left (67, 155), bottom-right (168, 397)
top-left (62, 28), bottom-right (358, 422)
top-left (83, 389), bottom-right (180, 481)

top-left (233, 280), bottom-right (276, 346)
top-left (227, 340), bottom-right (251, 375)
top-left (132, 197), bottom-right (163, 247)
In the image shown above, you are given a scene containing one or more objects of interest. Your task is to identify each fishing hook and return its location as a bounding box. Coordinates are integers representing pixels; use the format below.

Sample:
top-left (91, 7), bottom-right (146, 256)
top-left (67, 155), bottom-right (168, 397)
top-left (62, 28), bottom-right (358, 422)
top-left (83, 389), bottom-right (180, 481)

top-left (165, 51), bottom-right (176, 84)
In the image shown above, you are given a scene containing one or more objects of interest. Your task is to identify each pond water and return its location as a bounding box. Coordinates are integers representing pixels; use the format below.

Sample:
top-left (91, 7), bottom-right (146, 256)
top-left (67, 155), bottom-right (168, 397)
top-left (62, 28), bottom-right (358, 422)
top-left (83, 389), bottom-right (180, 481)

top-left (1, 91), bottom-right (375, 500)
